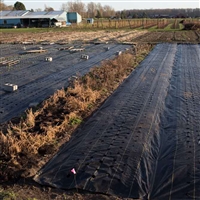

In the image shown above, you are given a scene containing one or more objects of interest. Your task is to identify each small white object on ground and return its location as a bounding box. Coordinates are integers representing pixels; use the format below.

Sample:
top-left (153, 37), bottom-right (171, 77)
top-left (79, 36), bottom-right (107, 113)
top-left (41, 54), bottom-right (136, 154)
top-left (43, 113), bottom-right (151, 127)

top-left (4, 83), bottom-right (18, 92)
top-left (45, 57), bottom-right (53, 62)
top-left (81, 54), bottom-right (89, 60)
top-left (116, 51), bottom-right (122, 56)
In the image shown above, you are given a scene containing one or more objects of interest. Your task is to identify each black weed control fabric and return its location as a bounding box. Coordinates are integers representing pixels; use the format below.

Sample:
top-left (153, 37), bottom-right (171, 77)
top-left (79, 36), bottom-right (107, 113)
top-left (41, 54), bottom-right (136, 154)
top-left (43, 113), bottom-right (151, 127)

top-left (0, 44), bottom-right (129, 123)
top-left (34, 44), bottom-right (200, 199)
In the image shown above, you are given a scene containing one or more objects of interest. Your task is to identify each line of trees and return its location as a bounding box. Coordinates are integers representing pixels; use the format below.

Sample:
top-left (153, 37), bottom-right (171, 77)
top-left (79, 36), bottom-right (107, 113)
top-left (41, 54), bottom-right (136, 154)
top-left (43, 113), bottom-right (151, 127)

top-left (117, 8), bottom-right (200, 19)
top-left (0, 0), bottom-right (26, 10)
top-left (0, 0), bottom-right (115, 18)
top-left (0, 0), bottom-right (13, 10)
top-left (60, 1), bottom-right (115, 18)
top-left (0, 0), bottom-right (199, 18)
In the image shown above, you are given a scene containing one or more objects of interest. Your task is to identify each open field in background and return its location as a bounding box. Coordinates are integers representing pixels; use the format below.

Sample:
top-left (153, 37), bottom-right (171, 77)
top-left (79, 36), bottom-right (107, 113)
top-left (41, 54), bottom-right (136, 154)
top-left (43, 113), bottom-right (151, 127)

top-left (83, 18), bottom-right (183, 29)
top-left (0, 18), bottom-right (199, 44)
top-left (0, 18), bottom-right (199, 33)
top-left (0, 30), bottom-right (148, 44)
top-left (0, 29), bottom-right (200, 44)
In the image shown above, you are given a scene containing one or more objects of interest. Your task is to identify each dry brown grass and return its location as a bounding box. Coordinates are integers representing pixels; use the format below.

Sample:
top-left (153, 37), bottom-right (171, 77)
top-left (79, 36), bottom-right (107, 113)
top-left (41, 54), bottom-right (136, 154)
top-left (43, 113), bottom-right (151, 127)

top-left (0, 43), bottom-right (153, 181)
top-left (0, 30), bottom-right (148, 44)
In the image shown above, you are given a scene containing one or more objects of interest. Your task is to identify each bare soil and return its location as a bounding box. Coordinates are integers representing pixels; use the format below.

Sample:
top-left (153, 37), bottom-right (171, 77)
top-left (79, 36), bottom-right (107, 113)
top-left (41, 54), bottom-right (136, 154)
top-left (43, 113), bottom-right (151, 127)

top-left (1, 178), bottom-right (121, 200)
top-left (1, 30), bottom-right (199, 45)
top-left (0, 30), bottom-right (147, 44)
top-left (132, 30), bottom-right (200, 43)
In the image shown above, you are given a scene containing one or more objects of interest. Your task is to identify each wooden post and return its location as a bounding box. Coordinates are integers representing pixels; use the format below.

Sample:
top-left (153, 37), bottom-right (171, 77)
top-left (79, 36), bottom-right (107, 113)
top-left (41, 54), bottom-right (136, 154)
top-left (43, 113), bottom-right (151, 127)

top-left (128, 20), bottom-right (131, 29)
top-left (157, 18), bottom-right (158, 29)
top-left (142, 18), bottom-right (144, 29)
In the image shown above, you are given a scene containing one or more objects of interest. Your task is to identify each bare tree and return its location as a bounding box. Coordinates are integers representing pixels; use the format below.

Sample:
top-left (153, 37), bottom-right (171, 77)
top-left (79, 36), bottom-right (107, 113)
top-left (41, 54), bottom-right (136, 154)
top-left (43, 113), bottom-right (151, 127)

top-left (117, 8), bottom-right (200, 18)
top-left (6, 5), bottom-right (13, 10)
top-left (63, 0), bottom-right (86, 17)
top-left (61, 1), bottom-right (115, 18)
top-left (103, 5), bottom-right (115, 18)
top-left (44, 4), bottom-right (54, 12)
top-left (0, 1), bottom-right (6, 10)
top-left (0, 0), bottom-right (13, 10)
top-left (96, 3), bottom-right (103, 18)
top-left (87, 2), bottom-right (96, 18)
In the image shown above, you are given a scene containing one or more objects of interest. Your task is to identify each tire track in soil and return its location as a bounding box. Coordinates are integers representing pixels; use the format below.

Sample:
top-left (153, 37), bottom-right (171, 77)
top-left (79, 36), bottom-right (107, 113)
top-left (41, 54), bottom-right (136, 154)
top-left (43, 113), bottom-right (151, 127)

top-left (0, 44), bottom-right (130, 123)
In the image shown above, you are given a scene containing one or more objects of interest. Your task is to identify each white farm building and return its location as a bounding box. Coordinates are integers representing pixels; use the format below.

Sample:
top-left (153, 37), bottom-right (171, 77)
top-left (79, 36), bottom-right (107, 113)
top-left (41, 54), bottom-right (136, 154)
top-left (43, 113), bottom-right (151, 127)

top-left (0, 10), bottom-right (82, 28)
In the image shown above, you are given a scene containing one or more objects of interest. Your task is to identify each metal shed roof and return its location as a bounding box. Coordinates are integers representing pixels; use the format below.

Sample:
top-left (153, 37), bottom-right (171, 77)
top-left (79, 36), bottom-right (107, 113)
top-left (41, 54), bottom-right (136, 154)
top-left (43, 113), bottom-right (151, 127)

top-left (26, 11), bottom-right (64, 16)
top-left (0, 10), bottom-right (29, 17)
top-left (0, 11), bottom-right (11, 16)
top-left (0, 16), bottom-right (66, 21)
top-left (0, 11), bottom-right (66, 21)
top-left (23, 11), bottom-right (65, 19)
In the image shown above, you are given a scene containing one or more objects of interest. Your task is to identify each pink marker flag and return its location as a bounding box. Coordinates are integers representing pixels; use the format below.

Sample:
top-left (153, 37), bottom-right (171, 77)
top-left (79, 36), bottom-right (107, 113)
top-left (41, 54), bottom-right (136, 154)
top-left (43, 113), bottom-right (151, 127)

top-left (71, 168), bottom-right (76, 175)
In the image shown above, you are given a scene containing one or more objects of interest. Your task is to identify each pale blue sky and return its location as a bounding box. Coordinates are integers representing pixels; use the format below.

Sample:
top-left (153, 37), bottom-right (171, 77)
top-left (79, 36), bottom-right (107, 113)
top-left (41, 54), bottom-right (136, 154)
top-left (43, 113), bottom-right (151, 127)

top-left (4, 0), bottom-right (200, 11)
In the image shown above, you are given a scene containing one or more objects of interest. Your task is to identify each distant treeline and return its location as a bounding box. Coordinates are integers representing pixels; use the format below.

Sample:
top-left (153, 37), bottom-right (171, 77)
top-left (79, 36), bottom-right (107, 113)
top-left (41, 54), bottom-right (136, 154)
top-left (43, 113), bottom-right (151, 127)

top-left (116, 8), bottom-right (200, 19)
top-left (0, 0), bottom-right (200, 19)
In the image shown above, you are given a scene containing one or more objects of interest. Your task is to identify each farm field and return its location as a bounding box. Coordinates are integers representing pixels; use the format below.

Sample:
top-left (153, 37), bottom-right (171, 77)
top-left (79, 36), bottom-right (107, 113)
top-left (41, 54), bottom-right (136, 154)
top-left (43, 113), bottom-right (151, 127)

top-left (0, 27), bottom-right (200, 199)
top-left (3, 29), bottom-right (199, 124)
top-left (0, 30), bottom-right (148, 44)
top-left (132, 30), bottom-right (200, 42)
top-left (35, 43), bottom-right (200, 199)
top-left (0, 29), bottom-right (200, 44)
top-left (0, 43), bottom-right (131, 123)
